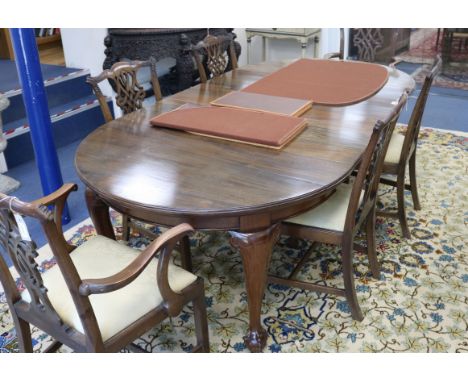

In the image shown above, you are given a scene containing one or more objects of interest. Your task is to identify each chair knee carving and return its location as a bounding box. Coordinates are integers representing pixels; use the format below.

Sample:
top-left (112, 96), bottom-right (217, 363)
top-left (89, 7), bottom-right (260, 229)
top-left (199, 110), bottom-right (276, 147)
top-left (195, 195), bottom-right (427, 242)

top-left (269, 94), bottom-right (408, 321)
top-left (191, 33), bottom-right (238, 83)
top-left (0, 184), bottom-right (209, 352)
top-left (379, 55), bottom-right (442, 239)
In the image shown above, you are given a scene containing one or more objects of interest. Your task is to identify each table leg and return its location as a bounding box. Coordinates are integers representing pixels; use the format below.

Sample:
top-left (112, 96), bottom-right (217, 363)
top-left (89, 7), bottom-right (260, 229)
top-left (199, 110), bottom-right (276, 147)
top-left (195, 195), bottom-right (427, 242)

top-left (247, 36), bottom-right (251, 64)
top-left (85, 187), bottom-right (116, 240)
top-left (262, 36), bottom-right (266, 62)
top-left (230, 223), bottom-right (280, 352)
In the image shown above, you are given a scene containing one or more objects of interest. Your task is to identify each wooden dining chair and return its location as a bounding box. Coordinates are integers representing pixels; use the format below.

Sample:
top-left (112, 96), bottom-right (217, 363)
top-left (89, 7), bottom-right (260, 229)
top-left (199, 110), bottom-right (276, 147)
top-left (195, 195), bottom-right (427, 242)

top-left (379, 55), bottom-right (442, 239)
top-left (87, 57), bottom-right (162, 123)
top-left (269, 94), bottom-right (408, 321)
top-left (323, 28), bottom-right (345, 60)
top-left (0, 184), bottom-right (209, 352)
top-left (191, 34), bottom-right (238, 83)
top-left (87, 58), bottom-right (163, 241)
top-left (324, 28), bottom-right (399, 65)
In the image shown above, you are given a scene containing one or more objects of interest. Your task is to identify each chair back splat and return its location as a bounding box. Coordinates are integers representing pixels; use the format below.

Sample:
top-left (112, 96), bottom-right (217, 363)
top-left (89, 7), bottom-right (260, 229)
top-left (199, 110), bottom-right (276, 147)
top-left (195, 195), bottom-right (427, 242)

top-left (192, 34), bottom-right (238, 83)
top-left (87, 57), bottom-right (162, 123)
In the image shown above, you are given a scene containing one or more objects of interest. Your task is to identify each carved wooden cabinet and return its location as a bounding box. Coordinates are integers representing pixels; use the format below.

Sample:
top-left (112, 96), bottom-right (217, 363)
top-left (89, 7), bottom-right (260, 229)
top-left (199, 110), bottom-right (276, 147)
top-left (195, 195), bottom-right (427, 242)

top-left (103, 28), bottom-right (241, 94)
top-left (245, 28), bottom-right (321, 63)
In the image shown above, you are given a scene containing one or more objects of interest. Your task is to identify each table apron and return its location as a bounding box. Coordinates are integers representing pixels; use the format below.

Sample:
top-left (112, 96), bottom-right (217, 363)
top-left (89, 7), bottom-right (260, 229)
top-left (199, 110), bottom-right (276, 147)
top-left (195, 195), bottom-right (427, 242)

top-left (97, 190), bottom-right (333, 233)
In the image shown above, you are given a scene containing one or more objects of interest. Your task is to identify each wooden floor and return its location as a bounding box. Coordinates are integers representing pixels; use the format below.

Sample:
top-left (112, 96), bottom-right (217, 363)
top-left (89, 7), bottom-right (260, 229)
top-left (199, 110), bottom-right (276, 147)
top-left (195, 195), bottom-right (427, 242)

top-left (39, 44), bottom-right (65, 66)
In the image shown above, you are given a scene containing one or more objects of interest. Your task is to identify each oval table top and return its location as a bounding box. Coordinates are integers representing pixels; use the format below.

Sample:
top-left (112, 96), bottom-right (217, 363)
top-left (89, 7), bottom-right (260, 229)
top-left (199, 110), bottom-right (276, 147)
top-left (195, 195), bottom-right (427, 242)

top-left (75, 60), bottom-right (415, 231)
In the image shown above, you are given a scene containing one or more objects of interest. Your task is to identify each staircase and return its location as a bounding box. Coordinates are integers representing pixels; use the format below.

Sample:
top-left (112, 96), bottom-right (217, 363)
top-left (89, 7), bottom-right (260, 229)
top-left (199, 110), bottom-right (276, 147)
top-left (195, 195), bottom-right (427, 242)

top-left (0, 60), bottom-right (112, 169)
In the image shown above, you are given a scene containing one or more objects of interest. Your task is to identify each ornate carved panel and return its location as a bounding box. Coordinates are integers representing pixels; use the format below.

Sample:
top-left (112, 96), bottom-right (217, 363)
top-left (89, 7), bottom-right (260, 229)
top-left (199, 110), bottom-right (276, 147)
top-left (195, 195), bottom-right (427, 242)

top-left (103, 28), bottom-right (241, 94)
top-left (352, 28), bottom-right (384, 63)
top-left (0, 209), bottom-right (66, 327)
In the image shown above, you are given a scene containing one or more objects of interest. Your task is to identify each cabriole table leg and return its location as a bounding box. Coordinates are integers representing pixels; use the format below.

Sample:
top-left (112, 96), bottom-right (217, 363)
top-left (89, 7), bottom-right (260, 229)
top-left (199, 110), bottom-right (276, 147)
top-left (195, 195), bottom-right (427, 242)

top-left (85, 188), bottom-right (116, 240)
top-left (230, 223), bottom-right (280, 352)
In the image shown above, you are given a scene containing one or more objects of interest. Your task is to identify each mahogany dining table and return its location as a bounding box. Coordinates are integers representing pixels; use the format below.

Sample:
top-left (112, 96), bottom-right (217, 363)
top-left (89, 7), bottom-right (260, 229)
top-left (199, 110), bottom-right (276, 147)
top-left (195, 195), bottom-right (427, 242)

top-left (75, 59), bottom-right (415, 352)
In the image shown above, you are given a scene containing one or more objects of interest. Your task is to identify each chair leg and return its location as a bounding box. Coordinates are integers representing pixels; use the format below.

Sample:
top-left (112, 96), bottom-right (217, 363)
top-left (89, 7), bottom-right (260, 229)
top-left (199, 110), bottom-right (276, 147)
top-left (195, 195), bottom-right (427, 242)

top-left (13, 315), bottom-right (33, 352)
top-left (121, 214), bottom-right (131, 241)
top-left (365, 207), bottom-right (381, 279)
top-left (408, 152), bottom-right (421, 210)
top-left (179, 235), bottom-right (193, 272)
top-left (341, 238), bottom-right (363, 321)
top-left (396, 174), bottom-right (411, 239)
top-left (192, 281), bottom-right (210, 352)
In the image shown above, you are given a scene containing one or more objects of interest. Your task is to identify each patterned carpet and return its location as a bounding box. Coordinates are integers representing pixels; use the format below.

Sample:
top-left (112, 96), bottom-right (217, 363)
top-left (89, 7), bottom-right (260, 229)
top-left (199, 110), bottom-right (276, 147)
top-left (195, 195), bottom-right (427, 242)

top-left (1, 126), bottom-right (467, 353)
top-left (396, 28), bottom-right (468, 91)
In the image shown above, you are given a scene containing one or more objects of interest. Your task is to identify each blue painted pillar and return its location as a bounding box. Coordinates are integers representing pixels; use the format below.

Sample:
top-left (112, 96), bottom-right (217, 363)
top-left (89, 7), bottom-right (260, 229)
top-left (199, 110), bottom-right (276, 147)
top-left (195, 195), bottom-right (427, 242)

top-left (10, 28), bottom-right (70, 223)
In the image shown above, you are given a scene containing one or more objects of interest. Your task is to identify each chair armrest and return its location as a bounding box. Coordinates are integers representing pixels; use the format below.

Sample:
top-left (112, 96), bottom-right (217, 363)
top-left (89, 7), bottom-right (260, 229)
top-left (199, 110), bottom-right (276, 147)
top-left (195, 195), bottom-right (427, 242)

top-left (32, 183), bottom-right (78, 252)
top-left (79, 223), bottom-right (194, 311)
top-left (32, 183), bottom-right (78, 238)
top-left (389, 58), bottom-right (402, 69)
top-left (323, 52), bottom-right (342, 60)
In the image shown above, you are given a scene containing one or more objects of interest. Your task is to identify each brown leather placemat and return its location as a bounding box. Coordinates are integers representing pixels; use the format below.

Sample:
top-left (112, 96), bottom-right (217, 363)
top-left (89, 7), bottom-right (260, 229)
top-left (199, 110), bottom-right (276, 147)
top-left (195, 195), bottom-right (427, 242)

top-left (210, 91), bottom-right (312, 117)
top-left (150, 104), bottom-right (308, 149)
top-left (242, 59), bottom-right (389, 106)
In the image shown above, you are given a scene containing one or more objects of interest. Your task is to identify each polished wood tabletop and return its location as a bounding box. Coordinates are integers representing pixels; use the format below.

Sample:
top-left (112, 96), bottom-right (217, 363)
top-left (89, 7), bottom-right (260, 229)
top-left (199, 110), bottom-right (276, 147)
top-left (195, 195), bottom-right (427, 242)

top-left (75, 59), bottom-right (415, 352)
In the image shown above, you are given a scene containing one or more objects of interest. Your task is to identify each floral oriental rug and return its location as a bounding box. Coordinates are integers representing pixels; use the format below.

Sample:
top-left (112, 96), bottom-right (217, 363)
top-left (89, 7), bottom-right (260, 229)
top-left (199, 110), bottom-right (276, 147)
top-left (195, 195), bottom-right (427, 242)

top-left (1, 126), bottom-right (467, 353)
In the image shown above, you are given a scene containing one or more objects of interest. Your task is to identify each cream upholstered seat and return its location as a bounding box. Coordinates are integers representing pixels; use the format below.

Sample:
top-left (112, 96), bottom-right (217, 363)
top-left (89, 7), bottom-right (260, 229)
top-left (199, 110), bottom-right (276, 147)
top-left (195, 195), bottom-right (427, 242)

top-left (285, 184), bottom-right (362, 231)
top-left (22, 235), bottom-right (196, 342)
top-left (384, 131), bottom-right (405, 164)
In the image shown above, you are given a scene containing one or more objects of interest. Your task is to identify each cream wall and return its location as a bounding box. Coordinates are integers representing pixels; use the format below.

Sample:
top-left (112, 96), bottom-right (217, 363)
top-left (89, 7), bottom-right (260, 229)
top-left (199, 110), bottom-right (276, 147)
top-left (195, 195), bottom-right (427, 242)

top-left (234, 28), bottom-right (345, 65)
top-left (61, 28), bottom-right (112, 96)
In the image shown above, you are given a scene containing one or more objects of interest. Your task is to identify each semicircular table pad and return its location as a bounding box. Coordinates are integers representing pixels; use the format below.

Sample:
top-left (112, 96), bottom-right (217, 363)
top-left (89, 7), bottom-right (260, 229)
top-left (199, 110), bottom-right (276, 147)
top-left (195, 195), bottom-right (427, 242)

top-left (242, 59), bottom-right (390, 106)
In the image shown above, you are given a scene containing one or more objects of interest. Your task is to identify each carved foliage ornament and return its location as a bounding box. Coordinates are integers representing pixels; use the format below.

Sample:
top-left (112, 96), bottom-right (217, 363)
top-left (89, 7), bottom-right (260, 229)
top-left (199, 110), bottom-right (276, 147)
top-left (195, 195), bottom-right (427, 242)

top-left (0, 209), bottom-right (65, 327)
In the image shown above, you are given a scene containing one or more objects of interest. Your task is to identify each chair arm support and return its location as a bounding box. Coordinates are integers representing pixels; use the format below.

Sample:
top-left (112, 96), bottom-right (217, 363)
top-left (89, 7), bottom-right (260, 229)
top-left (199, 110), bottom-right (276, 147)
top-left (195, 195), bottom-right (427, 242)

top-left (32, 183), bottom-right (78, 207)
top-left (79, 223), bottom-right (194, 308)
top-left (32, 183), bottom-right (78, 240)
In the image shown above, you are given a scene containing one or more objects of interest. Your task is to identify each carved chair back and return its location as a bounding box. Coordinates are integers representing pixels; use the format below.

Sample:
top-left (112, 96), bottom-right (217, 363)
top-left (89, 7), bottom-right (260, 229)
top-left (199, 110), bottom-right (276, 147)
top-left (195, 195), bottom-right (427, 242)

top-left (344, 93), bottom-right (408, 233)
top-left (327, 28), bottom-right (399, 64)
top-left (352, 28), bottom-right (386, 63)
top-left (398, 55), bottom-right (442, 167)
top-left (192, 34), bottom-right (238, 83)
top-left (87, 57), bottom-right (162, 123)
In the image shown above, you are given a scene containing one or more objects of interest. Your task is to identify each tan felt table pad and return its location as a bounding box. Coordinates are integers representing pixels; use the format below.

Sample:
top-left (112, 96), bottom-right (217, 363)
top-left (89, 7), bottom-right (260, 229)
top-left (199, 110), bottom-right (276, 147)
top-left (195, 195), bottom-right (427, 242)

top-left (211, 91), bottom-right (312, 116)
top-left (150, 104), bottom-right (307, 148)
top-left (242, 59), bottom-right (389, 106)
